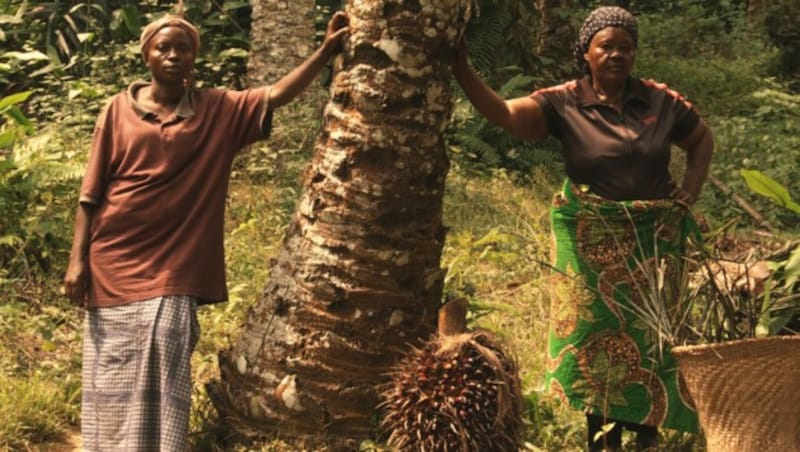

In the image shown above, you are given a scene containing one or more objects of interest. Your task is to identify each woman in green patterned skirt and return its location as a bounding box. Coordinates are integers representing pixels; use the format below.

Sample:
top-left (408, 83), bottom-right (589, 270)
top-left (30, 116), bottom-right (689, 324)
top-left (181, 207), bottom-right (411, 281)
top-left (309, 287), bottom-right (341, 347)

top-left (453, 5), bottom-right (714, 450)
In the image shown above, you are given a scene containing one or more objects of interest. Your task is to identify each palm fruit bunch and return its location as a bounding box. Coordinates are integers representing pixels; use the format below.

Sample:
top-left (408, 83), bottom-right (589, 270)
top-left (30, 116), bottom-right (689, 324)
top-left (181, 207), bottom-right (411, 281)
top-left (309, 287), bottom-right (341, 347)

top-left (379, 300), bottom-right (522, 451)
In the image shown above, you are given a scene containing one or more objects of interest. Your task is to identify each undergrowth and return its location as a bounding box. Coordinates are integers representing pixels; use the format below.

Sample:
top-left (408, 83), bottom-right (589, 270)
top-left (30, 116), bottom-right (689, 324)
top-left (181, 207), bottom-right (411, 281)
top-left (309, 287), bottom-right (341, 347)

top-left (1, 2), bottom-right (797, 450)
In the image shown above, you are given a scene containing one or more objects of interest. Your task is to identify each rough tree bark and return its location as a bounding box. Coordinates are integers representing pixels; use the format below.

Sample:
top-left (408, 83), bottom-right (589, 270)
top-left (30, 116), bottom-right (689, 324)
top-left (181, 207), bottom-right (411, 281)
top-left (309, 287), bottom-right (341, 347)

top-left (209, 0), bottom-right (472, 449)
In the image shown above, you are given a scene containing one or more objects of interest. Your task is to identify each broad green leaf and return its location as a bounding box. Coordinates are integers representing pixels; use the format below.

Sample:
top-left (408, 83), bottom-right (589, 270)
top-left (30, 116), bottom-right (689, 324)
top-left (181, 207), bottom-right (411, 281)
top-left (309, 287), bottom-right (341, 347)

top-left (119, 6), bottom-right (142, 35)
top-left (783, 245), bottom-right (800, 289)
top-left (77, 32), bottom-right (96, 43)
top-left (0, 130), bottom-right (14, 148)
top-left (3, 50), bottom-right (49, 61)
top-left (741, 169), bottom-right (800, 214)
top-left (0, 91), bottom-right (31, 110)
top-left (3, 105), bottom-right (31, 126)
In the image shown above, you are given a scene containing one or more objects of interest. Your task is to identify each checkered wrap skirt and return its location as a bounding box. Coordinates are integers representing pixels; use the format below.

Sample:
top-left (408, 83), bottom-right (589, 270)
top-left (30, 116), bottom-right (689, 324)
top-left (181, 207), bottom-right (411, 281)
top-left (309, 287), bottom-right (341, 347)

top-left (81, 296), bottom-right (200, 451)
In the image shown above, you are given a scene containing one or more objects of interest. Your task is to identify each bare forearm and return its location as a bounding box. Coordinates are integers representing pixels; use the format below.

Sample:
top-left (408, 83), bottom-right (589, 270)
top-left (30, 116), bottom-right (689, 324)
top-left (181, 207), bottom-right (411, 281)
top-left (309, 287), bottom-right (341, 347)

top-left (268, 45), bottom-right (336, 109)
top-left (69, 203), bottom-right (93, 263)
top-left (453, 61), bottom-right (514, 129)
top-left (452, 59), bottom-right (547, 140)
top-left (681, 126), bottom-right (714, 199)
top-left (268, 12), bottom-right (348, 109)
top-left (64, 202), bottom-right (93, 302)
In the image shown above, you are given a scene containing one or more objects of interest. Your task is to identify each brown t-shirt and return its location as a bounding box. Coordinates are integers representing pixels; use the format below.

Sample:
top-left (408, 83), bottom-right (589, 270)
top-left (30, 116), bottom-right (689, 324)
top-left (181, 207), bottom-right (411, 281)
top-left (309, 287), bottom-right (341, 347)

top-left (531, 76), bottom-right (699, 200)
top-left (80, 82), bottom-right (272, 307)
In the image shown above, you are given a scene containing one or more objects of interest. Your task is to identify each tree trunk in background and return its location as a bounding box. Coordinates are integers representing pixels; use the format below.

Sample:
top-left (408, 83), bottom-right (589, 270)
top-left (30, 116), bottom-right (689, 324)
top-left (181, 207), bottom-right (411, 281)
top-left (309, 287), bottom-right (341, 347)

top-left (209, 0), bottom-right (472, 449)
top-left (247, 0), bottom-right (319, 149)
top-left (746, 0), bottom-right (767, 24)
top-left (536, 0), bottom-right (575, 77)
top-left (246, 0), bottom-right (316, 86)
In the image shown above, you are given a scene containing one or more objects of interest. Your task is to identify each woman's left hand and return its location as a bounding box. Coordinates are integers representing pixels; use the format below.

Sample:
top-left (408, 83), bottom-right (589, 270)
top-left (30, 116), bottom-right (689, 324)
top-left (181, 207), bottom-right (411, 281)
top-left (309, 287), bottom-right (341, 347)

top-left (323, 11), bottom-right (350, 55)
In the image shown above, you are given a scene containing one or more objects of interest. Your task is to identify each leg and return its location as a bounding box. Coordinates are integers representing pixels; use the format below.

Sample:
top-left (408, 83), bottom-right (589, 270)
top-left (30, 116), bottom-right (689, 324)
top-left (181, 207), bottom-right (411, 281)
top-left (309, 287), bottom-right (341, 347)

top-left (587, 413), bottom-right (623, 451)
top-left (82, 307), bottom-right (142, 451)
top-left (81, 296), bottom-right (199, 452)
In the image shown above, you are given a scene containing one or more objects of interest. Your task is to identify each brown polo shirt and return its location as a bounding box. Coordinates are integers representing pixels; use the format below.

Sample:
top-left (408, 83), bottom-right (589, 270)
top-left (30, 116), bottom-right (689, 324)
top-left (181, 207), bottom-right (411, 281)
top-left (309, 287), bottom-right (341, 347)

top-left (531, 76), bottom-right (700, 200)
top-left (80, 81), bottom-right (272, 308)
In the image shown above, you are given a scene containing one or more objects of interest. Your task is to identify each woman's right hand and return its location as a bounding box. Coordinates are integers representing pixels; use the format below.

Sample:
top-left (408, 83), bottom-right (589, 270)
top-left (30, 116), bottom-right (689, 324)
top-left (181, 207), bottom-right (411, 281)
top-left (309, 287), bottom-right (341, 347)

top-left (322, 11), bottom-right (350, 56)
top-left (64, 258), bottom-right (89, 304)
top-left (670, 186), bottom-right (696, 209)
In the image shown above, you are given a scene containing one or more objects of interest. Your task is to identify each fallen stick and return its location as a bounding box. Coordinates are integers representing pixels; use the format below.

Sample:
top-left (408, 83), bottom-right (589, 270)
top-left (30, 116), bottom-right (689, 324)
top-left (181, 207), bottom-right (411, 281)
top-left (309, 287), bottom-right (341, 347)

top-left (709, 175), bottom-right (773, 231)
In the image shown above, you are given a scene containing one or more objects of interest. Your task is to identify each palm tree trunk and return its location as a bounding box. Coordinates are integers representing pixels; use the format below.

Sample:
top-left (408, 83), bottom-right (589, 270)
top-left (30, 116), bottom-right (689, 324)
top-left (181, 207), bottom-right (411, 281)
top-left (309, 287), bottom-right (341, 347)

top-left (209, 0), bottom-right (473, 449)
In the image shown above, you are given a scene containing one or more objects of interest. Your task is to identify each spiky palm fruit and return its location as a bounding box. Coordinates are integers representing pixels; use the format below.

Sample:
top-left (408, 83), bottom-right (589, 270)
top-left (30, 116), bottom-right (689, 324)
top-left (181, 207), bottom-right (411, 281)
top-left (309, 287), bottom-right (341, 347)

top-left (380, 330), bottom-right (522, 451)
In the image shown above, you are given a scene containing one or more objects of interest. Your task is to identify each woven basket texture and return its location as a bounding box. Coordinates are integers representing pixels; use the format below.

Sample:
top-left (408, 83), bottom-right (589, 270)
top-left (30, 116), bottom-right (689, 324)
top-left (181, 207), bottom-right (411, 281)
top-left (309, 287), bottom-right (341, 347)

top-left (673, 336), bottom-right (800, 452)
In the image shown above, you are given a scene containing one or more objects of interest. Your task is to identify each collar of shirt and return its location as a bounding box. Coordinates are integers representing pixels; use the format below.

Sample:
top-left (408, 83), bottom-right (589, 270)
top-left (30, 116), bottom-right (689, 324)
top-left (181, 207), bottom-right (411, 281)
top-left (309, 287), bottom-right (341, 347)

top-left (126, 80), bottom-right (195, 119)
top-left (575, 75), bottom-right (651, 109)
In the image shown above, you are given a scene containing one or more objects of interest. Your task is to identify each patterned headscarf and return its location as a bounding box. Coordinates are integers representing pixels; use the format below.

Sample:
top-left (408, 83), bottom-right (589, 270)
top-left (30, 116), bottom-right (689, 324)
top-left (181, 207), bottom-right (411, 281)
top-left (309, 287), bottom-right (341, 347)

top-left (574, 6), bottom-right (638, 74)
top-left (140, 16), bottom-right (200, 62)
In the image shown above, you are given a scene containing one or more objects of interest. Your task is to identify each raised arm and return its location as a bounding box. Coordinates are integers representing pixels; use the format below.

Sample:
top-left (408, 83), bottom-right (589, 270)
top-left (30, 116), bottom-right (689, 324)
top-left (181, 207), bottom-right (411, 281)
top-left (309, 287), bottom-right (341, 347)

top-left (674, 118), bottom-right (714, 206)
top-left (268, 11), bottom-right (349, 109)
top-left (452, 40), bottom-right (549, 141)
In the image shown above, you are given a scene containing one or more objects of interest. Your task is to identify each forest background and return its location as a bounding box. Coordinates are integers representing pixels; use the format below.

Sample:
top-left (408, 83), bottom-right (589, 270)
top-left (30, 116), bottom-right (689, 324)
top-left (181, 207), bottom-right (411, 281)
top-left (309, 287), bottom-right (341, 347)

top-left (0, 0), bottom-right (798, 450)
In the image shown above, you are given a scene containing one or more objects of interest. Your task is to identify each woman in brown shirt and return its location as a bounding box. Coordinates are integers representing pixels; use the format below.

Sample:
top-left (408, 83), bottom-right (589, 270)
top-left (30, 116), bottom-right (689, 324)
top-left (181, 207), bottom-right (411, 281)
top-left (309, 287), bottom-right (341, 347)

top-left (63, 12), bottom-right (348, 451)
top-left (454, 6), bottom-right (713, 451)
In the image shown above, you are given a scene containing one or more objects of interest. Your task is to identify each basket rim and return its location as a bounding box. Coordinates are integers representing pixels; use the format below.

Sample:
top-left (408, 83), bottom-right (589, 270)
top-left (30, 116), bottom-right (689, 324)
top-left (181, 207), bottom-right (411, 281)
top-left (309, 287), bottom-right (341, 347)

top-left (672, 334), bottom-right (800, 354)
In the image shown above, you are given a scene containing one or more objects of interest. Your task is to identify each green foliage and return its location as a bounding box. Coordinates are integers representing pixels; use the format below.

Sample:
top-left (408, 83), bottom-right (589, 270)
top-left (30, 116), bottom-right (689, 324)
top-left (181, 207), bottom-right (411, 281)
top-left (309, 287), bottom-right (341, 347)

top-left (0, 372), bottom-right (78, 449)
top-left (180, 0), bottom-right (252, 89)
top-left (464, 0), bottom-right (541, 82)
top-left (764, 244), bottom-right (800, 335)
top-left (0, 90), bottom-right (33, 147)
top-left (0, 0), bottom-right (254, 98)
top-left (1, 94), bottom-right (84, 291)
top-left (0, 0), bottom-right (797, 449)
top-left (645, 0), bottom-right (746, 58)
top-left (0, 1), bottom-right (141, 91)
top-left (763, 0), bottom-right (800, 78)
top-left (450, 72), bottom-right (564, 176)
top-left (741, 169), bottom-right (800, 214)
top-left (0, 299), bottom-right (82, 449)
top-left (740, 169), bottom-right (800, 334)
top-left (711, 84), bottom-right (800, 228)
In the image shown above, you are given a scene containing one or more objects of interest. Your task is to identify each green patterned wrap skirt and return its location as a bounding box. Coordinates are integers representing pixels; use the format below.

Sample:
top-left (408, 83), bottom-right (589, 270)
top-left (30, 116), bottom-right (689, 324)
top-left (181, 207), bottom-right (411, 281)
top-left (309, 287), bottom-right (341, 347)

top-left (545, 180), bottom-right (699, 433)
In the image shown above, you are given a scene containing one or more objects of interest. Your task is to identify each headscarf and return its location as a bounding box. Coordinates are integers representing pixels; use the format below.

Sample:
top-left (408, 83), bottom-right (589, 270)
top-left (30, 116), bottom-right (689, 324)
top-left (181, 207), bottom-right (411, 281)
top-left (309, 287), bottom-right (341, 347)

top-left (139, 15), bottom-right (200, 62)
top-left (574, 6), bottom-right (638, 74)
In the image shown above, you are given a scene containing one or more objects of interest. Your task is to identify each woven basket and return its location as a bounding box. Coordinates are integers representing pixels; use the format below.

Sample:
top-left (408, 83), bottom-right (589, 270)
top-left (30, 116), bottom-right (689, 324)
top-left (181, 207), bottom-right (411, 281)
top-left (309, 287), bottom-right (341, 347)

top-left (672, 336), bottom-right (800, 452)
